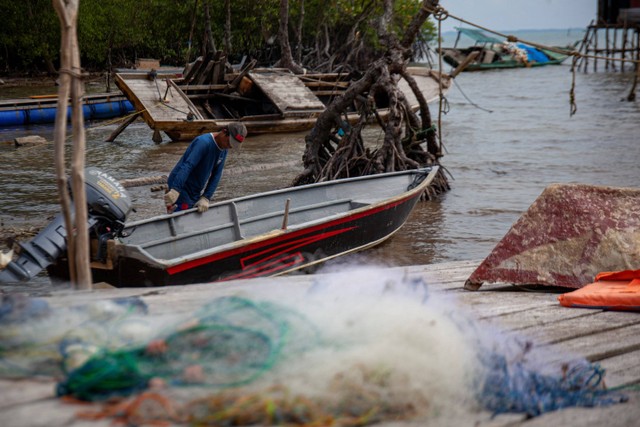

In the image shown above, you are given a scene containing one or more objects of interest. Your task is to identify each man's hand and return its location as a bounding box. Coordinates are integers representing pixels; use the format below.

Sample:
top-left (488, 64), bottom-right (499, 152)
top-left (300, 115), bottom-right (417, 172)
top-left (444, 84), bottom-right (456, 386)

top-left (164, 189), bottom-right (180, 206)
top-left (195, 197), bottom-right (209, 213)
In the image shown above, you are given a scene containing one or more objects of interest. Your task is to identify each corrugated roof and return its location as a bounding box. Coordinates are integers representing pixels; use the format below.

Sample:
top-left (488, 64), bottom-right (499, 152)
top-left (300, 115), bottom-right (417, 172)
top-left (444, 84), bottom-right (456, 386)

top-left (455, 27), bottom-right (503, 44)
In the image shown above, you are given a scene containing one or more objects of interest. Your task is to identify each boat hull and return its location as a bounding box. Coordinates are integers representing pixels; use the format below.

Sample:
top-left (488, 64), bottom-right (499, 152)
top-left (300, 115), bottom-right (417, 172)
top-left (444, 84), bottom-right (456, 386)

top-left (440, 47), bottom-right (568, 72)
top-left (48, 168), bottom-right (437, 287)
top-left (115, 67), bottom-right (451, 141)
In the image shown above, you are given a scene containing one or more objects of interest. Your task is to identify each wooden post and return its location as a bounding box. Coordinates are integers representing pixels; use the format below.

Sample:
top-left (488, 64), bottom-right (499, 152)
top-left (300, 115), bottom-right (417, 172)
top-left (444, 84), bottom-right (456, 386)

top-left (622, 26), bottom-right (628, 71)
top-left (449, 51), bottom-right (480, 78)
top-left (630, 31), bottom-right (640, 102)
top-left (105, 113), bottom-right (138, 142)
top-left (605, 26), bottom-right (609, 71)
top-left (612, 26), bottom-right (617, 71)
top-left (281, 198), bottom-right (291, 230)
top-left (594, 27), bottom-right (598, 72)
top-left (52, 0), bottom-right (92, 290)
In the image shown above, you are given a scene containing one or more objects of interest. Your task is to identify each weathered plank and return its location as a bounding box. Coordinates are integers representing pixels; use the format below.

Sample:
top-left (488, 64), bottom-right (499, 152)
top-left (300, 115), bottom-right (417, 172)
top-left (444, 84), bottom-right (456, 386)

top-left (598, 348), bottom-right (640, 388)
top-left (248, 70), bottom-right (326, 116)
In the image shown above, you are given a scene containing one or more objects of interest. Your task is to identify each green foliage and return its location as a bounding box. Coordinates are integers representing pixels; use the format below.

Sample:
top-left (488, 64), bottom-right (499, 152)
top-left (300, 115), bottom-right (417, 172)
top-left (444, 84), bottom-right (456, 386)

top-left (0, 0), bottom-right (437, 74)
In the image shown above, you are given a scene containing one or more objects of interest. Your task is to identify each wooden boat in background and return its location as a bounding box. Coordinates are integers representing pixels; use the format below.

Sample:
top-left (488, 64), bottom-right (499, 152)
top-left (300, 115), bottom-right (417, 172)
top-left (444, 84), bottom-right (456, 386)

top-left (50, 167), bottom-right (439, 287)
top-left (114, 66), bottom-right (451, 141)
top-left (439, 28), bottom-right (571, 72)
top-left (0, 93), bottom-right (134, 127)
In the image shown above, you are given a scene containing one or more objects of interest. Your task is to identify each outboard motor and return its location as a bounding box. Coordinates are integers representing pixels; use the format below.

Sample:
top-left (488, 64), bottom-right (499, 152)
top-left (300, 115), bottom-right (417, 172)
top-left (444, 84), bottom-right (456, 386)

top-left (0, 167), bottom-right (132, 284)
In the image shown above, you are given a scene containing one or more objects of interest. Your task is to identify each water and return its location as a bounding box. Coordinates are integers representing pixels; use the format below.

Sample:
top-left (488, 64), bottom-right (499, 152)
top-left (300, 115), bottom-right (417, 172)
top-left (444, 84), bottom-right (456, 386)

top-left (0, 29), bottom-right (638, 286)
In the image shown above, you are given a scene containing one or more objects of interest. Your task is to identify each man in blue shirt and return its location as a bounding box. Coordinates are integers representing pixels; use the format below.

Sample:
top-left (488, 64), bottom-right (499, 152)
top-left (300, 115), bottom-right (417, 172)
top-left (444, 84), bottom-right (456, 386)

top-left (164, 122), bottom-right (247, 213)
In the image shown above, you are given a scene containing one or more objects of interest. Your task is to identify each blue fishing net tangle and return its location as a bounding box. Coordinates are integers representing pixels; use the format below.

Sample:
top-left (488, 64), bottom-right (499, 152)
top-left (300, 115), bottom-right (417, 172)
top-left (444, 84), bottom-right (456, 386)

top-left (476, 342), bottom-right (628, 416)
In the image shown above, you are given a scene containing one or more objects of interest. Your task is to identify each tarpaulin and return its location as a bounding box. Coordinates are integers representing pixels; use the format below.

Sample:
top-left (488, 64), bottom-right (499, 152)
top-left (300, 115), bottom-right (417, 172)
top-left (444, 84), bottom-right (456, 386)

top-left (465, 184), bottom-right (640, 290)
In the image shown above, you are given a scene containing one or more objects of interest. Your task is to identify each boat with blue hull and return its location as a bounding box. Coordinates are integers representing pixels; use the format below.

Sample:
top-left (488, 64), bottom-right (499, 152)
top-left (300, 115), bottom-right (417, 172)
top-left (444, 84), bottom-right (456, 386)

top-left (0, 93), bottom-right (134, 127)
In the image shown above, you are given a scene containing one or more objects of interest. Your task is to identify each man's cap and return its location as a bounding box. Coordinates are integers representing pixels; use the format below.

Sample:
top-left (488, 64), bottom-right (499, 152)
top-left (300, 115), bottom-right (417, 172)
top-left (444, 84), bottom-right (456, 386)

top-left (228, 122), bottom-right (247, 149)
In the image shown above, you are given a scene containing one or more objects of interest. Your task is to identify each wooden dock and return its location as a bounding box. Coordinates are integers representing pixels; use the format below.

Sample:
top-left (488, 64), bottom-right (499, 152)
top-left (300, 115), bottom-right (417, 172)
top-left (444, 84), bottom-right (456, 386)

top-left (1, 259), bottom-right (639, 426)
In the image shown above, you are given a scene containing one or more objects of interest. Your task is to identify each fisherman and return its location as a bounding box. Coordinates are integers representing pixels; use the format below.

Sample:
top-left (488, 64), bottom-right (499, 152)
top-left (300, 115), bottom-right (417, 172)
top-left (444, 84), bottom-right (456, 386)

top-left (164, 122), bottom-right (248, 213)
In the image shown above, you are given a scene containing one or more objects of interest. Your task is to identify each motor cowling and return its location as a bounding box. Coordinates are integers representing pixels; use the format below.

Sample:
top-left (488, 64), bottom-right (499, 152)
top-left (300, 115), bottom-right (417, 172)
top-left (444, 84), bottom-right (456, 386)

top-left (0, 168), bottom-right (132, 284)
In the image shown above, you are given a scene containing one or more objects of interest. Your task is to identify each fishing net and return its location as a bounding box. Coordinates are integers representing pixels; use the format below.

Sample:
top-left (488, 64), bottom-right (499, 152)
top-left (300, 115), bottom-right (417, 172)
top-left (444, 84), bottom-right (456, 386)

top-left (0, 294), bottom-right (151, 378)
top-left (57, 296), bottom-right (320, 401)
top-left (477, 339), bottom-right (627, 416)
top-left (1, 267), bottom-right (629, 425)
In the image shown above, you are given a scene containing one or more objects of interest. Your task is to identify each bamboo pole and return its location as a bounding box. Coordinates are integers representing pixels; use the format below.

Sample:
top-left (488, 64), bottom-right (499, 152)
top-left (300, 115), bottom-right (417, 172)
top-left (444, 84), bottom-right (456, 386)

top-left (605, 26), bottom-right (609, 71)
top-left (52, 0), bottom-right (91, 290)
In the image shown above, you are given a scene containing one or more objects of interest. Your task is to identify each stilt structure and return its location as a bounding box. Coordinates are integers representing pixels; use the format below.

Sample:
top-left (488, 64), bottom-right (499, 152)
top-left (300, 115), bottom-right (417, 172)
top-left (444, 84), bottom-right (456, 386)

top-left (576, 1), bottom-right (640, 73)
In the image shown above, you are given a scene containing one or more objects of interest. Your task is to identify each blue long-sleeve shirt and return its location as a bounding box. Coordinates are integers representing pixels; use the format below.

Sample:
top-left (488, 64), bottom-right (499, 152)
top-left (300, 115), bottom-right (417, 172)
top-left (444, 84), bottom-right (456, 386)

top-left (167, 133), bottom-right (227, 207)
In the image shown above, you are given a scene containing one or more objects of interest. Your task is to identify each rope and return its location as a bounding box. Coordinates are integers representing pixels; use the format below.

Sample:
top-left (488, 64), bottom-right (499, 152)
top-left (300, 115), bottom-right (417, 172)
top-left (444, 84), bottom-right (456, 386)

top-left (436, 9), bottom-right (444, 156)
top-left (452, 79), bottom-right (493, 113)
top-left (153, 77), bottom-right (193, 117)
top-left (423, 4), bottom-right (640, 65)
top-left (570, 56), bottom-right (579, 116)
top-left (58, 67), bottom-right (87, 79)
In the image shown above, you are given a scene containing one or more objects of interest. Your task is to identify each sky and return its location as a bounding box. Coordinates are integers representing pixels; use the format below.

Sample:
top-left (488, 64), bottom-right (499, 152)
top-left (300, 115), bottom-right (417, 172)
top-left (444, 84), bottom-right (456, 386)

top-left (437, 0), bottom-right (597, 32)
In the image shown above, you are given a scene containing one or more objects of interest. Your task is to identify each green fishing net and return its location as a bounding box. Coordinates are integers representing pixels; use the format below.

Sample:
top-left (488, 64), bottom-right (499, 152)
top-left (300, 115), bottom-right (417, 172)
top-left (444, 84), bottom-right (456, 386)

top-left (57, 296), bottom-right (320, 401)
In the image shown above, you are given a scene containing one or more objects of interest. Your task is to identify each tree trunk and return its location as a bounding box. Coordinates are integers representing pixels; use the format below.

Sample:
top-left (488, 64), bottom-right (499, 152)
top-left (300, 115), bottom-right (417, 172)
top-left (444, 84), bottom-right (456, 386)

top-left (293, 0), bottom-right (443, 187)
top-left (203, 2), bottom-right (217, 57)
top-left (273, 0), bottom-right (304, 73)
top-left (224, 0), bottom-right (232, 53)
top-left (295, 0), bottom-right (304, 63)
top-left (52, 0), bottom-right (91, 290)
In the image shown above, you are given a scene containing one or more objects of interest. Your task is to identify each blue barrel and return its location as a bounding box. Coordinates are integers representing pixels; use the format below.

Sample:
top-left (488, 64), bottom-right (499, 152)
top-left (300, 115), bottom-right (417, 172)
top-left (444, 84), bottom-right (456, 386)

top-left (0, 110), bottom-right (28, 126)
top-left (84, 100), bottom-right (135, 119)
top-left (0, 99), bottom-right (134, 127)
top-left (26, 107), bottom-right (62, 124)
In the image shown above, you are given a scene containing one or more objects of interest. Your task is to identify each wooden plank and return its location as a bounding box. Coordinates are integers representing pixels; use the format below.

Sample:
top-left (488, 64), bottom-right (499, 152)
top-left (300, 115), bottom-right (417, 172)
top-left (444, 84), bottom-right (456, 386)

top-left (599, 349), bottom-right (640, 388)
top-left (180, 84), bottom-right (230, 92)
top-left (248, 70), bottom-right (325, 117)
top-left (182, 56), bottom-right (203, 84)
top-left (195, 60), bottom-right (215, 85)
top-left (114, 73), bottom-right (202, 125)
top-left (516, 310), bottom-right (640, 345)
top-left (0, 379), bottom-right (56, 409)
top-left (546, 322), bottom-right (640, 362)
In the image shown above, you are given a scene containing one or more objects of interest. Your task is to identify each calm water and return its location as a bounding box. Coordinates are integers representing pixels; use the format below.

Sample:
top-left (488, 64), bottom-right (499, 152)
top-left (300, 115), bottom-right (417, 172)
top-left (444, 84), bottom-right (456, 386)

top-left (0, 29), bottom-right (638, 287)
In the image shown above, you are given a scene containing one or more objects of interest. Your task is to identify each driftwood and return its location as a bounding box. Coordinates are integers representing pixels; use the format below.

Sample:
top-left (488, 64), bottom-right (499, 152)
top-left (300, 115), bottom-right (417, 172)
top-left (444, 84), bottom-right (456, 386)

top-left (105, 113), bottom-right (139, 142)
top-left (293, 0), bottom-right (445, 195)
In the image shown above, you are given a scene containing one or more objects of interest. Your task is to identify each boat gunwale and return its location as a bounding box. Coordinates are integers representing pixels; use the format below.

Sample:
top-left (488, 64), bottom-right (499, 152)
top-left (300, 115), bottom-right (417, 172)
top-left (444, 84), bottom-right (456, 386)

top-left (116, 166), bottom-right (439, 269)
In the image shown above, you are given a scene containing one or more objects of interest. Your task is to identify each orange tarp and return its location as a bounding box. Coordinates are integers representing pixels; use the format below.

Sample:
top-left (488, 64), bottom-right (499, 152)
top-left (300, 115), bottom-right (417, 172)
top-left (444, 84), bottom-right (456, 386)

top-left (558, 270), bottom-right (640, 311)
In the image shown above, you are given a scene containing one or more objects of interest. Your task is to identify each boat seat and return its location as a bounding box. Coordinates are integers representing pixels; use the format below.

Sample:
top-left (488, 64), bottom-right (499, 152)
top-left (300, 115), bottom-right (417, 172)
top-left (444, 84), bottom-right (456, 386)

top-left (241, 198), bottom-right (354, 226)
top-left (139, 198), bottom-right (355, 259)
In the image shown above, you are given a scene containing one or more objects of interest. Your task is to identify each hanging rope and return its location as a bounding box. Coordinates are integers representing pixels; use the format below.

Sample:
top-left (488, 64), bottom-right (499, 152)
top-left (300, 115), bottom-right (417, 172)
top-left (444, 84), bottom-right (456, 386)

top-left (570, 56), bottom-right (579, 116)
top-left (452, 79), bottom-right (493, 113)
top-left (435, 7), bottom-right (446, 157)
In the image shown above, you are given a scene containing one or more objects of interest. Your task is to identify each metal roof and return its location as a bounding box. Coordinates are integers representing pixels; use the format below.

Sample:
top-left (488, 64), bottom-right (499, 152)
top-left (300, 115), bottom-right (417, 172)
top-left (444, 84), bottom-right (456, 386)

top-left (455, 27), bottom-right (503, 44)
